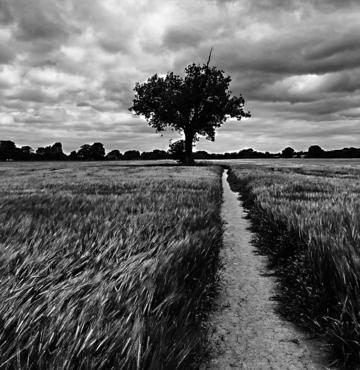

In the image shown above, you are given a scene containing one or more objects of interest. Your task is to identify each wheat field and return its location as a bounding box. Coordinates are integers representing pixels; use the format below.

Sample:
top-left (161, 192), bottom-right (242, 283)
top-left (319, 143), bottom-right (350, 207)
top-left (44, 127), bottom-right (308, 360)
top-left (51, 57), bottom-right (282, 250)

top-left (228, 163), bottom-right (360, 366)
top-left (0, 162), bottom-right (222, 369)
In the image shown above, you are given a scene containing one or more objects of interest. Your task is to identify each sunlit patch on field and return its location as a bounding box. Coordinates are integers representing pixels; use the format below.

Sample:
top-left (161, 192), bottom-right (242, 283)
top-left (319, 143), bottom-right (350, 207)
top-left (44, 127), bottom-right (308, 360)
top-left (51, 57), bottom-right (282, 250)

top-left (0, 163), bottom-right (222, 369)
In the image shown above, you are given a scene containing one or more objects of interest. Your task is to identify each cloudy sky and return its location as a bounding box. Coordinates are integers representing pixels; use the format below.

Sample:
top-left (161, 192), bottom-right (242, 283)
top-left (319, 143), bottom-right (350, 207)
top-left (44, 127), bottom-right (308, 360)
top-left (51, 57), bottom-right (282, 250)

top-left (0, 0), bottom-right (359, 153)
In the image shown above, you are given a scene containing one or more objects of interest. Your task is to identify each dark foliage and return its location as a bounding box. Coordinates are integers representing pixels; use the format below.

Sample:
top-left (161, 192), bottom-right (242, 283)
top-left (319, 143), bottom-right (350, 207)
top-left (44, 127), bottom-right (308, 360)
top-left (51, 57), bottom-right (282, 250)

top-left (308, 145), bottom-right (325, 158)
top-left (106, 150), bottom-right (123, 160)
top-left (76, 143), bottom-right (105, 160)
top-left (281, 146), bottom-right (295, 158)
top-left (140, 149), bottom-right (169, 160)
top-left (129, 62), bottom-right (250, 164)
top-left (168, 140), bottom-right (186, 162)
top-left (123, 150), bottom-right (141, 160)
top-left (36, 142), bottom-right (67, 160)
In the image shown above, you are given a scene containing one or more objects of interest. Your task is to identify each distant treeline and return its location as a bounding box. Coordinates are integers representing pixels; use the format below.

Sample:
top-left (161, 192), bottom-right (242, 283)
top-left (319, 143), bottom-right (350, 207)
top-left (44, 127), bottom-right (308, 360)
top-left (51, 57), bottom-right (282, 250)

top-left (1, 140), bottom-right (360, 161)
top-left (0, 141), bottom-right (169, 161)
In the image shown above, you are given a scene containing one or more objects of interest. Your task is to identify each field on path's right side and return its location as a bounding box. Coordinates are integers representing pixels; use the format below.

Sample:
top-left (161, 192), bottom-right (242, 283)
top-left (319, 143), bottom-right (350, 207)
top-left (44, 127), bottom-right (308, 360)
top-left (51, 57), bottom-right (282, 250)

top-left (0, 163), bottom-right (222, 370)
top-left (228, 162), bottom-right (360, 368)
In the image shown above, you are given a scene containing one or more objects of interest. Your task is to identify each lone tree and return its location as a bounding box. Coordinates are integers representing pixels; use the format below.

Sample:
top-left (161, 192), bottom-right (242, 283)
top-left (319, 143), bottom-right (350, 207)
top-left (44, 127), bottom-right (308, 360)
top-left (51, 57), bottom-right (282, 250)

top-left (282, 146), bottom-right (295, 158)
top-left (129, 55), bottom-right (250, 164)
top-left (308, 145), bottom-right (324, 158)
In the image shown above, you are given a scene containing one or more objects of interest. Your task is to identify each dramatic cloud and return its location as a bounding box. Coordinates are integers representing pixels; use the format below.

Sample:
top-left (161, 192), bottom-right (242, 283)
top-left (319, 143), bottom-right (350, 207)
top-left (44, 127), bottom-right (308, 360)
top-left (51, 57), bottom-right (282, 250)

top-left (0, 0), bottom-right (359, 153)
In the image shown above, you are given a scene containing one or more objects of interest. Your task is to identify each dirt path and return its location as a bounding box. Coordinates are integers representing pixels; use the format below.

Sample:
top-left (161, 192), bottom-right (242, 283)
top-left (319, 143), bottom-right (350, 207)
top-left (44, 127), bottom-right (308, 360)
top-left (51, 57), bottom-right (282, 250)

top-left (204, 170), bottom-right (331, 370)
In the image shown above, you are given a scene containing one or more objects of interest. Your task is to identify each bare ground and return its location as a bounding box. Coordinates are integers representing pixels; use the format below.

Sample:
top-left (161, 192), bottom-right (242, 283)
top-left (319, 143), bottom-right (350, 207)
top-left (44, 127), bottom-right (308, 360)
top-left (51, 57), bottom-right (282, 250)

top-left (204, 170), bottom-right (332, 370)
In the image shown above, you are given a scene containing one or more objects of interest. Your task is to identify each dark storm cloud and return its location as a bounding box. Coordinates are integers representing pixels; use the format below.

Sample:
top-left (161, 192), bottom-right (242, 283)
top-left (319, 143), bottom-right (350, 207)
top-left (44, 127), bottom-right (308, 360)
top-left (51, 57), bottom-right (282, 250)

top-left (245, 0), bottom-right (360, 12)
top-left (14, 16), bottom-right (66, 42)
top-left (10, 0), bottom-right (74, 43)
top-left (217, 32), bottom-right (360, 77)
top-left (317, 71), bottom-right (360, 94)
top-left (0, 0), bottom-right (12, 24)
top-left (0, 45), bottom-right (14, 64)
top-left (102, 79), bottom-right (134, 109)
top-left (77, 102), bottom-right (92, 108)
top-left (306, 32), bottom-right (360, 61)
top-left (98, 39), bottom-right (127, 54)
top-left (287, 96), bottom-right (360, 118)
top-left (162, 27), bottom-right (203, 50)
top-left (1, 0), bottom-right (359, 152)
top-left (7, 88), bottom-right (58, 103)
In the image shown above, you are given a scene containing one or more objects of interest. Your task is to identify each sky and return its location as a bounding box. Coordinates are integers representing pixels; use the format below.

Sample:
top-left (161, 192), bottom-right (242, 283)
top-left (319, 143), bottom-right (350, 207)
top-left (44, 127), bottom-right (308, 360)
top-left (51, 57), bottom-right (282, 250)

top-left (0, 0), bottom-right (359, 153)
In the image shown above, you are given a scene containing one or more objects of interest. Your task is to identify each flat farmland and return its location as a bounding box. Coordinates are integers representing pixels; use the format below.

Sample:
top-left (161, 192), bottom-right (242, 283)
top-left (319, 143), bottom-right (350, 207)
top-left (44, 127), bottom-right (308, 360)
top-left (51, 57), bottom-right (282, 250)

top-left (0, 162), bottom-right (222, 369)
top-left (2, 159), bottom-right (360, 368)
top-left (228, 161), bottom-right (360, 366)
top-left (205, 158), bottom-right (360, 171)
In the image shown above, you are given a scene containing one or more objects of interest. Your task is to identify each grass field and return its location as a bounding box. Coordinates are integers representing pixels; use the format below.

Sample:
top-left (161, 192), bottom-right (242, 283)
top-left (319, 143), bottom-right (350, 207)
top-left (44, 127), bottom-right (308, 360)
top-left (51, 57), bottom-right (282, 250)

top-left (0, 162), bottom-right (222, 369)
top-left (3, 159), bottom-right (360, 368)
top-left (228, 162), bottom-right (360, 366)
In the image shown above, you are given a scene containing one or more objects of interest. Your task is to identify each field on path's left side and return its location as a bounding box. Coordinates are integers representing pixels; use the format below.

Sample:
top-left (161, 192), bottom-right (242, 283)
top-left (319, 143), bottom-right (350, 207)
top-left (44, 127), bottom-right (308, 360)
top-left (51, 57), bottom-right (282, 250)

top-left (0, 162), bottom-right (223, 370)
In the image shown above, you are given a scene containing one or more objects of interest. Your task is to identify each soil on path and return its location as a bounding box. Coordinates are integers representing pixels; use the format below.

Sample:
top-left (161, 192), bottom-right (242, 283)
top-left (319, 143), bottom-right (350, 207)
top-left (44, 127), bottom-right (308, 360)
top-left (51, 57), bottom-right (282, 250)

top-left (204, 170), bottom-right (331, 370)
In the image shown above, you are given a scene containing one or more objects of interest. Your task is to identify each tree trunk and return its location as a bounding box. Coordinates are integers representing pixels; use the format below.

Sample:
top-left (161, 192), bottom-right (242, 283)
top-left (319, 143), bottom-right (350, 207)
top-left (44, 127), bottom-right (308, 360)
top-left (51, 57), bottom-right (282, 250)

top-left (183, 132), bottom-right (194, 165)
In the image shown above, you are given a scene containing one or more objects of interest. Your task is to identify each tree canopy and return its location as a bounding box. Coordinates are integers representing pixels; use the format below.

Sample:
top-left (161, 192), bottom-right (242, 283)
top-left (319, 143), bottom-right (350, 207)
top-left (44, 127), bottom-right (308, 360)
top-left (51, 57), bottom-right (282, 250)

top-left (129, 61), bottom-right (250, 164)
top-left (308, 145), bottom-right (324, 158)
top-left (282, 147), bottom-right (295, 158)
top-left (77, 142), bottom-right (105, 160)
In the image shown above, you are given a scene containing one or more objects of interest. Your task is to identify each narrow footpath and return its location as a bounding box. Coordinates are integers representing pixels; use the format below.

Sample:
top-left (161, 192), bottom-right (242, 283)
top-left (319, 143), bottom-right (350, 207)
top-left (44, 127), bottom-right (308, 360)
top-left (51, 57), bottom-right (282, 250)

top-left (204, 170), bottom-right (330, 370)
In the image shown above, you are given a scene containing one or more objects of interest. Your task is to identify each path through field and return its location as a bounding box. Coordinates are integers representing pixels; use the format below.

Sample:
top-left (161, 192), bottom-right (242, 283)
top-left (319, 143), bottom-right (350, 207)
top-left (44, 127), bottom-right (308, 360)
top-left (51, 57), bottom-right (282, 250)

top-left (204, 170), bottom-right (330, 369)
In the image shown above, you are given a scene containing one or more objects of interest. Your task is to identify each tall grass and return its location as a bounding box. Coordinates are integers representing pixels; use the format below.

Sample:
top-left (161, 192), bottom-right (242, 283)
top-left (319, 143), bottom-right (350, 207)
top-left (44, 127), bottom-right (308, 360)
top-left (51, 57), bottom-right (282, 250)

top-left (228, 164), bottom-right (360, 367)
top-left (0, 163), bottom-right (223, 369)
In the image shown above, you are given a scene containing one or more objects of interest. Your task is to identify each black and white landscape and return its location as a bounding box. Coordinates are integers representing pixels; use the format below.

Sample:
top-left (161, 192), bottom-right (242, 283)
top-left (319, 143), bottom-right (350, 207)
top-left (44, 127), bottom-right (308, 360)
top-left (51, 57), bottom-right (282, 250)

top-left (1, 1), bottom-right (360, 369)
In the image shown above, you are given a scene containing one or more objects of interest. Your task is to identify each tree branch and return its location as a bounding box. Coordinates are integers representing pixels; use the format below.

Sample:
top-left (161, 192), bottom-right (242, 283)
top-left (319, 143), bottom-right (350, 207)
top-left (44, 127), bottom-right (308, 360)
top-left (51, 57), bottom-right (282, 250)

top-left (206, 47), bottom-right (213, 69)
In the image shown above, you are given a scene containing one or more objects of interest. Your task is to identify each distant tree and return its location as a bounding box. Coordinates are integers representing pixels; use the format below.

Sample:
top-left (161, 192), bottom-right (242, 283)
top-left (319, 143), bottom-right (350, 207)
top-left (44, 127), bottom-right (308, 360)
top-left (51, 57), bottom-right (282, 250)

top-left (168, 140), bottom-right (185, 162)
top-left (36, 147), bottom-right (46, 156)
top-left (238, 148), bottom-right (254, 158)
top-left (282, 147), bottom-right (295, 158)
top-left (76, 143), bottom-right (105, 161)
top-left (295, 151), bottom-right (306, 158)
top-left (106, 149), bottom-right (123, 160)
top-left (21, 146), bottom-right (33, 155)
top-left (308, 145), bottom-right (324, 158)
top-left (129, 54), bottom-right (250, 164)
top-left (141, 149), bottom-right (168, 160)
top-left (194, 150), bottom-right (210, 159)
top-left (19, 146), bottom-right (33, 160)
top-left (0, 141), bottom-right (18, 160)
top-left (224, 151), bottom-right (237, 159)
top-left (332, 147), bottom-right (360, 158)
top-left (49, 142), bottom-right (66, 160)
top-left (123, 150), bottom-right (140, 160)
top-left (69, 150), bottom-right (78, 160)
top-left (90, 142), bottom-right (105, 160)
top-left (35, 142), bottom-right (66, 160)
top-left (77, 144), bottom-right (92, 160)
top-left (77, 143), bottom-right (105, 160)
top-left (51, 142), bottom-right (63, 154)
